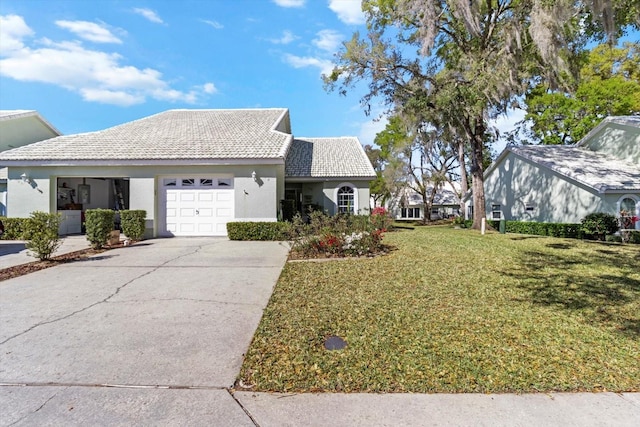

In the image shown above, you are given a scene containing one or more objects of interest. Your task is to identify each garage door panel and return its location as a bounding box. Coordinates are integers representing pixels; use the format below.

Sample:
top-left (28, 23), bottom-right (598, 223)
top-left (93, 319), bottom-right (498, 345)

top-left (162, 180), bottom-right (234, 236)
top-left (198, 223), bottom-right (214, 232)
top-left (198, 192), bottom-right (214, 202)
top-left (180, 192), bottom-right (196, 202)
top-left (217, 192), bottom-right (232, 202)
top-left (179, 223), bottom-right (195, 232)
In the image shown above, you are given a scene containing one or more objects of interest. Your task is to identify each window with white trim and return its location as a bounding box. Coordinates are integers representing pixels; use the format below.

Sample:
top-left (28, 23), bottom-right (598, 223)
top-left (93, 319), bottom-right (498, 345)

top-left (491, 204), bottom-right (502, 220)
top-left (337, 185), bottom-right (355, 214)
top-left (619, 195), bottom-right (639, 230)
top-left (400, 207), bottom-right (420, 218)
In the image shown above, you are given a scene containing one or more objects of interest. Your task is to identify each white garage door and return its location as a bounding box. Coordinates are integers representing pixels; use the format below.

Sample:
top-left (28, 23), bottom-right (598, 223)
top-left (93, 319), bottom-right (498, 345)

top-left (162, 177), bottom-right (234, 236)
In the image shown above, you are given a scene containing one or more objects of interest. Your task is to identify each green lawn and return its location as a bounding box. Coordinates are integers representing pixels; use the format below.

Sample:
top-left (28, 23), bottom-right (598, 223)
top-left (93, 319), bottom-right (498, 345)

top-left (238, 226), bottom-right (640, 393)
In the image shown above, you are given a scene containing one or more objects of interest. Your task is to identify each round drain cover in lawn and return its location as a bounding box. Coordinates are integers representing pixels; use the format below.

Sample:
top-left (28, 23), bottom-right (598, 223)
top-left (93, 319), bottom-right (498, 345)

top-left (324, 335), bottom-right (347, 350)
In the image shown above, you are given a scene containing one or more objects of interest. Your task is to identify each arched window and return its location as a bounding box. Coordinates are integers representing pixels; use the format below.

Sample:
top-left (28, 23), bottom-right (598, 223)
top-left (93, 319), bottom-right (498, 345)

top-left (337, 185), bottom-right (355, 214)
top-left (618, 195), bottom-right (639, 230)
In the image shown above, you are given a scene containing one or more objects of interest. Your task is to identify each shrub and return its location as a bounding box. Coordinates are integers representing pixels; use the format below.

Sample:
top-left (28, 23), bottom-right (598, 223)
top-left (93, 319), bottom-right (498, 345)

top-left (120, 210), bottom-right (147, 241)
top-left (289, 211), bottom-right (387, 258)
top-left (22, 211), bottom-right (61, 260)
top-left (227, 222), bottom-right (291, 241)
top-left (85, 209), bottom-right (115, 249)
top-left (581, 212), bottom-right (619, 241)
top-left (371, 207), bottom-right (393, 231)
top-left (0, 217), bottom-right (30, 240)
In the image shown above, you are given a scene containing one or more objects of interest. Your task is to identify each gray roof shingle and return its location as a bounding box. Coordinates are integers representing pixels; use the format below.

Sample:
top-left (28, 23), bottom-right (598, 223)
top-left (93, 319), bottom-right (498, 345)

top-left (509, 145), bottom-right (640, 192)
top-left (285, 137), bottom-right (376, 178)
top-left (0, 109), bottom-right (291, 162)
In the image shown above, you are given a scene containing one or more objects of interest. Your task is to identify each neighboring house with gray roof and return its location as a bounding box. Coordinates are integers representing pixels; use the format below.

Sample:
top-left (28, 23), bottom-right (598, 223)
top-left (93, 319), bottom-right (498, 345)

top-left (467, 116), bottom-right (640, 229)
top-left (0, 109), bottom-right (375, 236)
top-left (0, 110), bottom-right (61, 216)
top-left (388, 183), bottom-right (462, 221)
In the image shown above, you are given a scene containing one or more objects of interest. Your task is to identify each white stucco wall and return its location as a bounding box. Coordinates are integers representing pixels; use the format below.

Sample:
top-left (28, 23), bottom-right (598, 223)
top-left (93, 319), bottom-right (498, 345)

top-left (321, 180), bottom-right (371, 215)
top-left (483, 153), bottom-right (612, 223)
top-left (5, 163), bottom-right (283, 236)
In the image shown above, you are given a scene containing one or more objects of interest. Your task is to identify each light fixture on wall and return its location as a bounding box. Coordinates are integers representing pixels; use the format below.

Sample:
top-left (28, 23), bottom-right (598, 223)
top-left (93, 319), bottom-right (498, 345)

top-left (20, 173), bottom-right (31, 184)
top-left (251, 170), bottom-right (257, 181)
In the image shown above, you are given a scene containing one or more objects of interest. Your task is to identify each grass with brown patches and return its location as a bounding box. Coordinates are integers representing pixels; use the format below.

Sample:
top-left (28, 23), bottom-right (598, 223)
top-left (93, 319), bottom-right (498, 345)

top-left (238, 226), bottom-right (640, 393)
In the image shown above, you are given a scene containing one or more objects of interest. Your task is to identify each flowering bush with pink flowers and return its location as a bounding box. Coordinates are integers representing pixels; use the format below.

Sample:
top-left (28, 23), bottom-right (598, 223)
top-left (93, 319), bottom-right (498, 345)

top-left (289, 209), bottom-right (390, 258)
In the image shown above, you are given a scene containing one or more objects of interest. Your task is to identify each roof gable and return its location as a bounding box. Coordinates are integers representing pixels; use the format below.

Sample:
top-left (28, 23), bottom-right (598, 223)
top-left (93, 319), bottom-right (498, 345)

top-left (576, 116), bottom-right (640, 164)
top-left (506, 145), bottom-right (640, 193)
top-left (0, 109), bottom-right (292, 164)
top-left (285, 137), bottom-right (376, 179)
top-left (0, 110), bottom-right (61, 152)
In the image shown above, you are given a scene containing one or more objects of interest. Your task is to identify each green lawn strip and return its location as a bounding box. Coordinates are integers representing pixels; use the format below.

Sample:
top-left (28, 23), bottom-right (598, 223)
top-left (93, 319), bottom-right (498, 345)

top-left (239, 226), bottom-right (640, 393)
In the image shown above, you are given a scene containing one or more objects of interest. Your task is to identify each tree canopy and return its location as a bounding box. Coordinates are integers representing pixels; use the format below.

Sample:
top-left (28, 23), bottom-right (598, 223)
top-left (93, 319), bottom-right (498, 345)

top-left (521, 42), bottom-right (640, 145)
top-left (325, 0), bottom-right (639, 228)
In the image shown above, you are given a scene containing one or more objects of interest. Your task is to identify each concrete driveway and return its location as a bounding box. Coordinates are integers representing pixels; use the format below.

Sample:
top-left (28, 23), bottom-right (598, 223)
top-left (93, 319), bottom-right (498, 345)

top-left (2, 238), bottom-right (639, 426)
top-left (1, 238), bottom-right (289, 426)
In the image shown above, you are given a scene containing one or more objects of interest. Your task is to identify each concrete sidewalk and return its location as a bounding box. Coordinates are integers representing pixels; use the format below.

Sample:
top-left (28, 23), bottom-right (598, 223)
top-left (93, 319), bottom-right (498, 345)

top-left (0, 235), bottom-right (91, 269)
top-left (2, 386), bottom-right (638, 426)
top-left (1, 237), bottom-right (638, 426)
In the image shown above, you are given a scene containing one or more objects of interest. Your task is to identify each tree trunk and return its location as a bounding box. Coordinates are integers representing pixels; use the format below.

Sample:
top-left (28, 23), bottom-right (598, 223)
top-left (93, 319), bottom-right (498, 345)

top-left (468, 118), bottom-right (486, 230)
top-left (457, 140), bottom-right (468, 216)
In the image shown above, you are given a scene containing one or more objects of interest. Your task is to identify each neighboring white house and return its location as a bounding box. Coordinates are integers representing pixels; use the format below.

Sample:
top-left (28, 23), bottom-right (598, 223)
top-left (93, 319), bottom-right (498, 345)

top-left (466, 116), bottom-right (640, 229)
top-left (390, 182), bottom-right (462, 221)
top-left (0, 109), bottom-right (375, 237)
top-left (0, 110), bottom-right (61, 216)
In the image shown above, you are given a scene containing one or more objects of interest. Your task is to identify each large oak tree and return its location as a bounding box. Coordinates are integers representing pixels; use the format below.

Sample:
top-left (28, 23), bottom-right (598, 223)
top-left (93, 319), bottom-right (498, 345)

top-left (325, 0), bottom-right (638, 228)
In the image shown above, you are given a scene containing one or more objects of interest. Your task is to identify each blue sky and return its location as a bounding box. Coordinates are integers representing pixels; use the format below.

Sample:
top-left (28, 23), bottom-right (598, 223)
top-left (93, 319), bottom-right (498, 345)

top-left (1, 1), bottom-right (636, 153)
top-left (0, 0), bottom-right (389, 144)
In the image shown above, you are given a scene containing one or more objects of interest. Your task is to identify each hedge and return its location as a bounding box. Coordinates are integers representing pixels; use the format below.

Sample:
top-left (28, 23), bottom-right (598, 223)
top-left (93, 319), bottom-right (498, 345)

top-left (0, 217), bottom-right (29, 240)
top-left (227, 222), bottom-right (291, 241)
top-left (460, 219), bottom-right (584, 239)
top-left (120, 210), bottom-right (147, 241)
top-left (85, 209), bottom-right (115, 249)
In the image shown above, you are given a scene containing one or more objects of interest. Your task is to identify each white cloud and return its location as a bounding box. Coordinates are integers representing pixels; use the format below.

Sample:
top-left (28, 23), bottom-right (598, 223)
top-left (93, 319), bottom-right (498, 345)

top-left (358, 115), bottom-right (388, 146)
top-left (80, 88), bottom-right (144, 106)
top-left (201, 19), bottom-right (223, 29)
top-left (132, 8), bottom-right (164, 24)
top-left (0, 15), bottom-right (214, 107)
top-left (283, 53), bottom-right (334, 77)
top-left (203, 82), bottom-right (217, 94)
top-left (269, 30), bottom-right (297, 45)
top-left (328, 0), bottom-right (365, 25)
top-left (272, 0), bottom-right (305, 7)
top-left (313, 29), bottom-right (343, 53)
top-left (55, 20), bottom-right (122, 44)
top-left (0, 14), bottom-right (34, 52)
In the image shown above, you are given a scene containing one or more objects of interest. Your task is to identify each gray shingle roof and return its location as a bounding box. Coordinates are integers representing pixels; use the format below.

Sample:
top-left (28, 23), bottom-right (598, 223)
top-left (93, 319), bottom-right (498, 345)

top-left (0, 109), bottom-right (291, 162)
top-left (285, 137), bottom-right (376, 178)
top-left (510, 145), bottom-right (640, 192)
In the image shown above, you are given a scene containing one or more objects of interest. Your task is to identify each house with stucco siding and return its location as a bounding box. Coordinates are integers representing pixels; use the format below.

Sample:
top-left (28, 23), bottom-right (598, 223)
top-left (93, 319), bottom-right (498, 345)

top-left (466, 116), bottom-right (640, 229)
top-left (0, 110), bottom-right (61, 216)
top-left (0, 109), bottom-right (375, 237)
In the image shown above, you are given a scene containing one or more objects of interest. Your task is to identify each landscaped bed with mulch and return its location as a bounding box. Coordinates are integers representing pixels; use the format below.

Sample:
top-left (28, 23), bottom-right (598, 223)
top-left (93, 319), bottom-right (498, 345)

top-left (0, 246), bottom-right (111, 282)
top-left (238, 226), bottom-right (640, 393)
